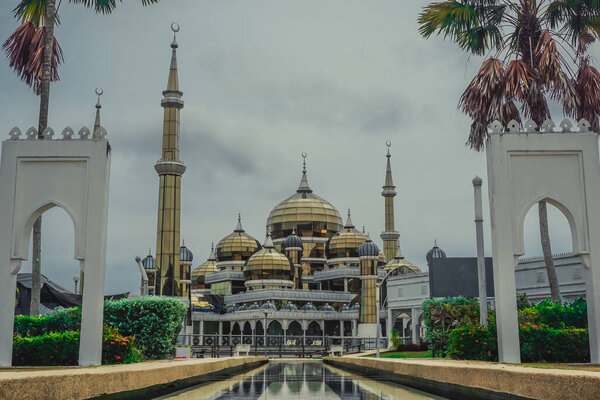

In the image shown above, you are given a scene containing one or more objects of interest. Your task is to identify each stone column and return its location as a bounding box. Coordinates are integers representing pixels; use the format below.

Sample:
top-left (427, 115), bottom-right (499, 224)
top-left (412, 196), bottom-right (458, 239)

top-left (473, 176), bottom-right (488, 327)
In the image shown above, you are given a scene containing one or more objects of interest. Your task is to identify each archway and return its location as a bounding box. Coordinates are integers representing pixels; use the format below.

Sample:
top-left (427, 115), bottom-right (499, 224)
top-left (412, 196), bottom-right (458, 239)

top-left (486, 127), bottom-right (600, 363)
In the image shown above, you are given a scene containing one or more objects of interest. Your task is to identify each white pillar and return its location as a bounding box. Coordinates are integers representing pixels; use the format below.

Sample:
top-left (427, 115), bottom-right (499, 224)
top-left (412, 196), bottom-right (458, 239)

top-left (218, 321), bottom-right (223, 345)
top-left (473, 176), bottom-right (488, 327)
top-left (387, 308), bottom-right (392, 337)
top-left (411, 308), bottom-right (419, 344)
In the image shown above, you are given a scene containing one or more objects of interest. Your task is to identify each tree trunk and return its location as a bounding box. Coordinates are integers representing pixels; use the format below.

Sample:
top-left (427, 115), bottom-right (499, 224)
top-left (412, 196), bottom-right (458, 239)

top-left (30, 0), bottom-right (57, 315)
top-left (539, 201), bottom-right (561, 304)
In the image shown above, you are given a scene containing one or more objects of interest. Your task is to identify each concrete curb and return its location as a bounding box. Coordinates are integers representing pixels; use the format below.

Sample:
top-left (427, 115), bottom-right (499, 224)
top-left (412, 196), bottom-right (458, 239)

top-left (324, 356), bottom-right (600, 400)
top-left (0, 357), bottom-right (267, 400)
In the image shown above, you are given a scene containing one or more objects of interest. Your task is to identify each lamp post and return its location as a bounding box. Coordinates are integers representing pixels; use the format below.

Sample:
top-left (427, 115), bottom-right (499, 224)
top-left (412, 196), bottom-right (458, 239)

top-left (263, 309), bottom-right (269, 358)
top-left (134, 256), bottom-right (149, 296)
top-left (376, 265), bottom-right (403, 358)
top-left (473, 176), bottom-right (488, 327)
top-left (73, 275), bottom-right (79, 294)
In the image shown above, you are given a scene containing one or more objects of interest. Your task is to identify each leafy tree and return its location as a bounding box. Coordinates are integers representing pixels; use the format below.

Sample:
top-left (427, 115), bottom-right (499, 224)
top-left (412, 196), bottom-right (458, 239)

top-left (3, 0), bottom-right (160, 314)
top-left (419, 0), bottom-right (600, 304)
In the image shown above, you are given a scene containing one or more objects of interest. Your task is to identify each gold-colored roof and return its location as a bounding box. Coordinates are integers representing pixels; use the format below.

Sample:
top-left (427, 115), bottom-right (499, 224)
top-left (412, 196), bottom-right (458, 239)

top-left (244, 245), bottom-right (293, 282)
top-left (216, 216), bottom-right (261, 261)
top-left (267, 193), bottom-right (343, 239)
top-left (267, 162), bottom-right (343, 239)
top-left (385, 245), bottom-right (421, 273)
top-left (378, 251), bottom-right (386, 265)
top-left (192, 260), bottom-right (218, 279)
top-left (326, 228), bottom-right (367, 258)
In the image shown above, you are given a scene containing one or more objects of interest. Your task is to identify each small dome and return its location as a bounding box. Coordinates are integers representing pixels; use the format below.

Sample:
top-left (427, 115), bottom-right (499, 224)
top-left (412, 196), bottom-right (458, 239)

top-left (261, 301), bottom-right (277, 311)
top-left (141, 250), bottom-right (156, 270)
top-left (244, 231), bottom-right (293, 282)
top-left (180, 242), bottom-right (194, 263)
top-left (237, 304), bottom-right (248, 311)
top-left (281, 302), bottom-right (298, 311)
top-left (283, 229), bottom-right (303, 249)
top-left (191, 244), bottom-right (218, 289)
top-left (358, 238), bottom-right (379, 257)
top-left (326, 210), bottom-right (368, 259)
top-left (350, 303), bottom-right (360, 311)
top-left (385, 243), bottom-right (421, 274)
top-left (248, 302), bottom-right (260, 310)
top-left (426, 239), bottom-right (446, 265)
top-left (227, 305), bottom-right (237, 313)
top-left (320, 303), bottom-right (335, 312)
top-left (216, 215), bottom-right (261, 262)
top-left (301, 302), bottom-right (317, 311)
top-left (339, 304), bottom-right (350, 312)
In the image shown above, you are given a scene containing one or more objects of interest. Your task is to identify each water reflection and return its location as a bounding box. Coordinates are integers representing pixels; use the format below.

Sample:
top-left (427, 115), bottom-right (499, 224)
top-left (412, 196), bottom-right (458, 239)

top-left (155, 361), bottom-right (447, 400)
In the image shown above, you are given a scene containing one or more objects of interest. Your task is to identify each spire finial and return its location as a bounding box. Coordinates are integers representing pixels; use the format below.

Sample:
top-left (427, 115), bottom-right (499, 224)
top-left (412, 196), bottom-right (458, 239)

top-left (297, 152), bottom-right (312, 194)
top-left (166, 23), bottom-right (180, 90)
top-left (362, 225), bottom-right (365, 234)
top-left (182, 238), bottom-right (185, 247)
top-left (386, 140), bottom-right (391, 157)
top-left (170, 22), bottom-right (180, 48)
top-left (235, 213), bottom-right (244, 232)
top-left (395, 240), bottom-right (404, 259)
top-left (92, 87), bottom-right (103, 139)
top-left (211, 242), bottom-right (214, 251)
top-left (264, 227), bottom-right (274, 248)
top-left (344, 208), bottom-right (354, 229)
top-left (434, 238), bottom-right (438, 248)
top-left (148, 248), bottom-right (152, 256)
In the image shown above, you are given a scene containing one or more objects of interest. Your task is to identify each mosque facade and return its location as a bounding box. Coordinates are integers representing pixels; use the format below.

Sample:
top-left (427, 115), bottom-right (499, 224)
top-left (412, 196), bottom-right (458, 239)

top-left (139, 27), bottom-right (424, 343)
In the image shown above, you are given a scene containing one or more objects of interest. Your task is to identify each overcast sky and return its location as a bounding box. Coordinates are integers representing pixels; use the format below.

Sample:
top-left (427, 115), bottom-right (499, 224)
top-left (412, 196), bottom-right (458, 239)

top-left (0, 1), bottom-right (585, 295)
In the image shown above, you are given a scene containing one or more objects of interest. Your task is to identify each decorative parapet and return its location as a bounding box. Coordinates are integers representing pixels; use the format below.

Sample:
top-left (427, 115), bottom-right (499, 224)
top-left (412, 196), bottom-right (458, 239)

top-left (314, 266), bottom-right (360, 281)
top-left (225, 288), bottom-right (353, 305)
top-left (488, 118), bottom-right (594, 134)
top-left (192, 309), bottom-right (359, 322)
top-left (204, 270), bottom-right (245, 283)
top-left (8, 126), bottom-right (108, 141)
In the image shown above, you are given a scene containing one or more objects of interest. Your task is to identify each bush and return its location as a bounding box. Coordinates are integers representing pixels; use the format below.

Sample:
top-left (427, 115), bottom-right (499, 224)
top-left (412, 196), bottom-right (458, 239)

top-left (14, 307), bottom-right (81, 337)
top-left (12, 326), bottom-right (141, 366)
top-left (448, 325), bottom-right (498, 361)
top-left (422, 297), bottom-right (480, 357)
top-left (103, 297), bottom-right (187, 359)
top-left (390, 329), bottom-right (403, 350)
top-left (519, 324), bottom-right (589, 363)
top-left (448, 323), bottom-right (589, 363)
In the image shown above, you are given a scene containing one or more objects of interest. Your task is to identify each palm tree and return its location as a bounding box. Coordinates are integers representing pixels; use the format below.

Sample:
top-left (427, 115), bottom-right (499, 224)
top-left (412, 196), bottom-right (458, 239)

top-left (419, 0), bottom-right (600, 304)
top-left (3, 0), bottom-right (159, 314)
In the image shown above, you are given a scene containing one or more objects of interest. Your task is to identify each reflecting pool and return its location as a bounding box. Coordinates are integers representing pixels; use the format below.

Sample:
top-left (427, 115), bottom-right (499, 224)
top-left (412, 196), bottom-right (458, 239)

top-left (154, 361), bottom-right (447, 399)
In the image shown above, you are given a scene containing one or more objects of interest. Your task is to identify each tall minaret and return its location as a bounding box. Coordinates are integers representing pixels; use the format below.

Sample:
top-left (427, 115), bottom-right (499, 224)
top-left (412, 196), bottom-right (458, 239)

top-left (380, 141), bottom-right (400, 262)
top-left (154, 23), bottom-right (186, 296)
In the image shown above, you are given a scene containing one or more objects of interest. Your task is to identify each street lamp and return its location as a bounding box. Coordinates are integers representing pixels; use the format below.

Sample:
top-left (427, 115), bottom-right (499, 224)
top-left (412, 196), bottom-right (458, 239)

top-left (73, 275), bottom-right (79, 294)
top-left (263, 309), bottom-right (269, 358)
top-left (376, 265), bottom-right (403, 358)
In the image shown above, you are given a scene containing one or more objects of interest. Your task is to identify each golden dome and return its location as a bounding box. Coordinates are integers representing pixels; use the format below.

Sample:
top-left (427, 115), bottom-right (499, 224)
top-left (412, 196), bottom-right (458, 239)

top-left (385, 244), bottom-right (421, 273)
top-left (326, 210), bottom-right (367, 259)
top-left (192, 244), bottom-right (218, 289)
top-left (267, 162), bottom-right (342, 239)
top-left (244, 233), bottom-right (293, 282)
top-left (215, 215), bottom-right (261, 262)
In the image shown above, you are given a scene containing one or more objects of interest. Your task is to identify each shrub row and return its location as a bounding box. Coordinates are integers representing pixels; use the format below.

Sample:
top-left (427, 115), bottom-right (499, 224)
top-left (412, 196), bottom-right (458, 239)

top-left (12, 326), bottom-right (142, 366)
top-left (447, 323), bottom-right (589, 363)
top-left (14, 296), bottom-right (187, 360)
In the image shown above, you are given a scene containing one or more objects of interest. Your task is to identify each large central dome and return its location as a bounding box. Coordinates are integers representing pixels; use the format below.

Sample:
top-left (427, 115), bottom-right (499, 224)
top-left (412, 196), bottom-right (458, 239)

top-left (267, 160), bottom-right (343, 240)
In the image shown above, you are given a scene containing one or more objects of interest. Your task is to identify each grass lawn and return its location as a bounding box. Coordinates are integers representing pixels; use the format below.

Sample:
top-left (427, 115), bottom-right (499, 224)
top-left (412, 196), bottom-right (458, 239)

top-left (365, 350), bottom-right (432, 358)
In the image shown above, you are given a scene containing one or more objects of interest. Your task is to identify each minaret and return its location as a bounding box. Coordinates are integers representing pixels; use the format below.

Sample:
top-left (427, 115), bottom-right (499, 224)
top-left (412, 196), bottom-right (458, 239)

top-left (380, 141), bottom-right (400, 262)
top-left (92, 87), bottom-right (103, 140)
top-left (358, 237), bottom-right (379, 337)
top-left (154, 23), bottom-right (186, 296)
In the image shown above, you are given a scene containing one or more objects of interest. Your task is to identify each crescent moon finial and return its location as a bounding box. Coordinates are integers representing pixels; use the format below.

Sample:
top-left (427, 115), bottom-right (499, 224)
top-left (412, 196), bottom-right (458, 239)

top-left (171, 22), bottom-right (180, 33)
top-left (95, 87), bottom-right (103, 96)
top-left (386, 140), bottom-right (391, 148)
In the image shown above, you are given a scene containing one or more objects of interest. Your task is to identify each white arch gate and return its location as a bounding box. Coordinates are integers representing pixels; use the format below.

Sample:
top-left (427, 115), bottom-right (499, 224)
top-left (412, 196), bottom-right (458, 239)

top-left (0, 126), bottom-right (111, 366)
top-left (486, 119), bottom-right (600, 363)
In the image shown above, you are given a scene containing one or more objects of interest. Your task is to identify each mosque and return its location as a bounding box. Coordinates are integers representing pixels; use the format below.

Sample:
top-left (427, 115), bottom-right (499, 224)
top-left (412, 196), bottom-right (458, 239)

top-left (137, 26), bottom-right (427, 343)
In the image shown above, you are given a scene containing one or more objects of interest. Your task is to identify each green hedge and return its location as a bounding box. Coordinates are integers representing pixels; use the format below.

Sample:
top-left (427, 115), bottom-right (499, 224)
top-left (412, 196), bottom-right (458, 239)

top-left (12, 326), bottom-right (142, 366)
top-left (14, 307), bottom-right (81, 337)
top-left (103, 297), bottom-right (187, 359)
top-left (448, 323), bottom-right (589, 363)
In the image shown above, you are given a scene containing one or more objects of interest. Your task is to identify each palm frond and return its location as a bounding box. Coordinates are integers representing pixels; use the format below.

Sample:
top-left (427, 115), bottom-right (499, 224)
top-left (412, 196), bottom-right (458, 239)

top-left (504, 59), bottom-right (536, 101)
top-left (574, 58), bottom-right (600, 132)
top-left (2, 22), bottom-right (63, 92)
top-left (68, 0), bottom-right (159, 14)
top-left (13, 0), bottom-right (47, 26)
top-left (547, 0), bottom-right (600, 47)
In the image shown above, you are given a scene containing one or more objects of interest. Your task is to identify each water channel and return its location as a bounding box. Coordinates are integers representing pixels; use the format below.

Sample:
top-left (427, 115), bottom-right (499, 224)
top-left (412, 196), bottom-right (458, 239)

top-left (154, 361), bottom-right (448, 400)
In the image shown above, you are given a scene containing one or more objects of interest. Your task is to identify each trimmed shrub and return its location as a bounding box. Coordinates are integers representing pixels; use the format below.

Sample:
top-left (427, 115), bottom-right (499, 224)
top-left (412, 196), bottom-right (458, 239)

top-left (448, 325), bottom-right (498, 361)
top-left (12, 326), bottom-right (141, 366)
top-left (14, 307), bottom-right (81, 337)
top-left (519, 324), bottom-right (589, 363)
top-left (103, 297), bottom-right (187, 359)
